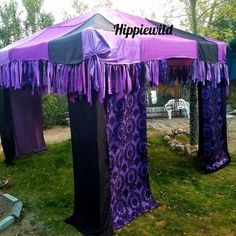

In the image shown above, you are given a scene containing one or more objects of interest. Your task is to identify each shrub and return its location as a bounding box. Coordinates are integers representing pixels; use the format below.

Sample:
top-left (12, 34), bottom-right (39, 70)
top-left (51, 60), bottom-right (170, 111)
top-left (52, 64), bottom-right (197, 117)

top-left (42, 94), bottom-right (68, 128)
top-left (157, 92), bottom-right (175, 106)
top-left (227, 80), bottom-right (236, 109)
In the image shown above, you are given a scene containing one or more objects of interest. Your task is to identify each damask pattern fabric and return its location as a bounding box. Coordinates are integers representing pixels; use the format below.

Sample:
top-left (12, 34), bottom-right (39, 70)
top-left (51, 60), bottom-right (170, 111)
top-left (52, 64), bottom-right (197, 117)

top-left (107, 87), bottom-right (158, 229)
top-left (198, 81), bottom-right (231, 173)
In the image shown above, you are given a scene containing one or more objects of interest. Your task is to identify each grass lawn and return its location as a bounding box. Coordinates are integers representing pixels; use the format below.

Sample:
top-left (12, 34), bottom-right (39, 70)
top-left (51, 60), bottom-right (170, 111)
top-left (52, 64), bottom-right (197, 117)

top-left (0, 134), bottom-right (236, 236)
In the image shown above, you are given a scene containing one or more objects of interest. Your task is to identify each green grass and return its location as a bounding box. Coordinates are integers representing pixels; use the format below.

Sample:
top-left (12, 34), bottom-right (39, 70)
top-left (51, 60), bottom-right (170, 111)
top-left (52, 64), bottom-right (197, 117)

top-left (175, 134), bottom-right (190, 144)
top-left (0, 136), bottom-right (236, 236)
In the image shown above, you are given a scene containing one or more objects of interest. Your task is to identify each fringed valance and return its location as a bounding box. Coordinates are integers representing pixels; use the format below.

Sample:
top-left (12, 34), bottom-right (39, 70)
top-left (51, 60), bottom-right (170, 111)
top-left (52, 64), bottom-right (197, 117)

top-left (0, 58), bottom-right (230, 103)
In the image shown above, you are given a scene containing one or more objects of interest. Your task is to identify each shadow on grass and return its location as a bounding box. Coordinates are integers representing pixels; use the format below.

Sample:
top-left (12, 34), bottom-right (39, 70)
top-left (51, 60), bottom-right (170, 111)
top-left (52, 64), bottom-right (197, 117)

top-left (148, 136), bottom-right (204, 180)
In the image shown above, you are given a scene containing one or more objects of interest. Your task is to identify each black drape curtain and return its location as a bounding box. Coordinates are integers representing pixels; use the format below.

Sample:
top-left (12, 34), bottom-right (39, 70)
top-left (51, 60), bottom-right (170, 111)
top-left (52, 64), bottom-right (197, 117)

top-left (66, 93), bottom-right (114, 236)
top-left (0, 89), bottom-right (16, 165)
top-left (9, 88), bottom-right (46, 157)
top-left (0, 88), bottom-right (46, 164)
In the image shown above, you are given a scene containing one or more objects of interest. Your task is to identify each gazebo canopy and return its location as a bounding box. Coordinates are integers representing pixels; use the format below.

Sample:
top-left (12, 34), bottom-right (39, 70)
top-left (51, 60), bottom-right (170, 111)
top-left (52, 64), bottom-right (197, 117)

top-left (0, 9), bottom-right (229, 102)
top-left (0, 9), bottom-right (226, 64)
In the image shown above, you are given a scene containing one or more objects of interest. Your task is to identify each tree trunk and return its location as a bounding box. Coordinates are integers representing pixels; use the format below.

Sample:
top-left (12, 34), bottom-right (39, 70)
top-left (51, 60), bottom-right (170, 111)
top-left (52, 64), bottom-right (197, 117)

top-left (189, 0), bottom-right (199, 145)
top-left (189, 81), bottom-right (198, 145)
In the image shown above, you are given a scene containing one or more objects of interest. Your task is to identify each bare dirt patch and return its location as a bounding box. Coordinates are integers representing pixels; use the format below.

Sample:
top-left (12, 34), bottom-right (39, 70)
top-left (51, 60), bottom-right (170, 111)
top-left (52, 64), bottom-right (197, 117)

top-left (227, 116), bottom-right (236, 153)
top-left (1, 210), bottom-right (46, 236)
top-left (147, 117), bottom-right (236, 153)
top-left (43, 126), bottom-right (71, 144)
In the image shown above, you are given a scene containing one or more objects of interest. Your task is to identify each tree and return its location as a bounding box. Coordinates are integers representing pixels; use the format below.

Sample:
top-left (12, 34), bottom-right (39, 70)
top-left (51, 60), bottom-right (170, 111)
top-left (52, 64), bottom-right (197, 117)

top-left (62, 0), bottom-right (89, 20)
top-left (190, 0), bottom-right (197, 34)
top-left (72, 0), bottom-right (89, 15)
top-left (203, 1), bottom-right (236, 41)
top-left (22, 0), bottom-right (54, 35)
top-left (189, 0), bottom-right (199, 145)
top-left (0, 0), bottom-right (22, 48)
top-left (177, 0), bottom-right (235, 41)
top-left (39, 12), bottom-right (55, 29)
top-left (163, 0), bottom-right (235, 41)
top-left (92, 0), bottom-right (113, 9)
top-left (63, 0), bottom-right (114, 21)
top-left (22, 0), bottom-right (43, 34)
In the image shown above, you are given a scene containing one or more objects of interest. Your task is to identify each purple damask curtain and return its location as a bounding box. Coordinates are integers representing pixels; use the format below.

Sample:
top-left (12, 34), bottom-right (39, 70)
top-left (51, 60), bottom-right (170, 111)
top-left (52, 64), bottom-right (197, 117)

top-left (198, 81), bottom-right (231, 173)
top-left (106, 86), bottom-right (158, 229)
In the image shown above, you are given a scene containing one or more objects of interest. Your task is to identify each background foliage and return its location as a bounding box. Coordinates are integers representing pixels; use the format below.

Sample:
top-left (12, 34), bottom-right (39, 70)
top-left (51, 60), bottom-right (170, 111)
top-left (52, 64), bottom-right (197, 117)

top-left (228, 81), bottom-right (236, 109)
top-left (0, 0), bottom-right (54, 47)
top-left (42, 95), bottom-right (68, 128)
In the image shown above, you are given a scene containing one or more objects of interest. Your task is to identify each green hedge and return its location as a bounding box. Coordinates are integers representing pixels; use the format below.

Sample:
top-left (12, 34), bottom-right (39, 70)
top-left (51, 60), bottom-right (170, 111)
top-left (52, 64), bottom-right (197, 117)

top-left (228, 81), bottom-right (236, 109)
top-left (42, 94), bottom-right (68, 128)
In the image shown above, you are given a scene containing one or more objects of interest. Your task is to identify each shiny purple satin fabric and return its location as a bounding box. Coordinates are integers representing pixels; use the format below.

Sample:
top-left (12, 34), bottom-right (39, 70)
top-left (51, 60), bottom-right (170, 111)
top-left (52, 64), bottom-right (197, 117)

top-left (0, 9), bottom-right (200, 66)
top-left (0, 9), bottom-right (229, 101)
top-left (0, 12), bottom-right (94, 65)
top-left (0, 59), bottom-right (229, 103)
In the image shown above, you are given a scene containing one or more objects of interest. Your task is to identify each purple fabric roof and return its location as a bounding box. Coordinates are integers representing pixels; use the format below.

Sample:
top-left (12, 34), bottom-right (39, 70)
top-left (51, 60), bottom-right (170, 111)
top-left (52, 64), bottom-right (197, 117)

top-left (0, 9), bottom-right (226, 66)
top-left (0, 9), bottom-right (229, 103)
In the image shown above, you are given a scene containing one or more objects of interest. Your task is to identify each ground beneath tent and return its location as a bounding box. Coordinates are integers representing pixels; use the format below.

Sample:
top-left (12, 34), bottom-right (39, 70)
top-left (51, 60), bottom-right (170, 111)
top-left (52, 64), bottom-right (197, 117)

top-left (1, 210), bottom-right (46, 236)
top-left (0, 119), bottom-right (235, 154)
top-left (0, 195), bottom-right (12, 222)
top-left (147, 117), bottom-right (236, 153)
top-left (0, 117), bottom-right (235, 235)
top-left (43, 126), bottom-right (71, 144)
top-left (226, 116), bottom-right (236, 153)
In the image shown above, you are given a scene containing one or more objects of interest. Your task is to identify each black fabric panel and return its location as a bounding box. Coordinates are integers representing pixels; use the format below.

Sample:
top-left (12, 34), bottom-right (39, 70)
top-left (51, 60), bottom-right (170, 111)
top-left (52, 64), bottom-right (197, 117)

top-left (48, 14), bottom-right (114, 64)
top-left (96, 99), bottom-right (113, 234)
top-left (48, 31), bottom-right (83, 65)
top-left (148, 19), bottom-right (218, 63)
top-left (65, 93), bottom-right (113, 236)
top-left (197, 82), bottom-right (204, 160)
top-left (0, 89), bottom-right (16, 165)
top-left (9, 88), bottom-right (46, 157)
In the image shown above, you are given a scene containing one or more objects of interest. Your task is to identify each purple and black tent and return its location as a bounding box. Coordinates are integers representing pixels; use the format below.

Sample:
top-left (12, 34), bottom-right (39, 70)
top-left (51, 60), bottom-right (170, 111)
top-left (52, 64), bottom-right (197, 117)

top-left (0, 9), bottom-right (231, 236)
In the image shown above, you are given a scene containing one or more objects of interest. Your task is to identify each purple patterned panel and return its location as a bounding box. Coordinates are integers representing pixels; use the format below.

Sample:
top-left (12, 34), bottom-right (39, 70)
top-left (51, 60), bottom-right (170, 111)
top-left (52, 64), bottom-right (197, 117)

top-left (106, 87), bottom-right (158, 229)
top-left (199, 81), bottom-right (231, 173)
